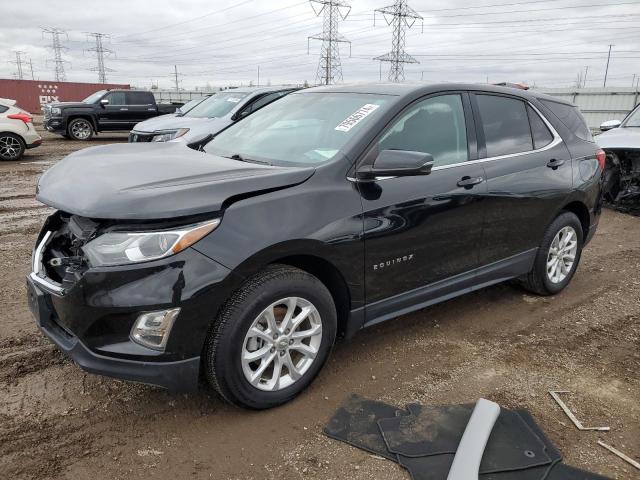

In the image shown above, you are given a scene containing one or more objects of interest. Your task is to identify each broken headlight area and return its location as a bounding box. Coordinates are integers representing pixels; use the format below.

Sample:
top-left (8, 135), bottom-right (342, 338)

top-left (602, 149), bottom-right (640, 216)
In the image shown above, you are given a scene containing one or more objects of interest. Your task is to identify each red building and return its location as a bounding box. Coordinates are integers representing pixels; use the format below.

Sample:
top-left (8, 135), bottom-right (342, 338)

top-left (0, 79), bottom-right (130, 113)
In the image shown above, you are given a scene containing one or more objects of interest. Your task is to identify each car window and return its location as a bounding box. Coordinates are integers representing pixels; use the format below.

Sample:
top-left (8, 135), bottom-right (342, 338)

top-left (0, 105), bottom-right (8, 114)
top-left (476, 94), bottom-right (533, 157)
top-left (105, 91), bottom-right (126, 105)
top-left (527, 105), bottom-right (554, 149)
top-left (378, 94), bottom-right (468, 167)
top-left (540, 100), bottom-right (593, 141)
top-left (243, 91), bottom-right (288, 115)
top-left (204, 92), bottom-right (390, 166)
top-left (622, 104), bottom-right (640, 127)
top-left (185, 92), bottom-right (250, 118)
top-left (126, 91), bottom-right (153, 105)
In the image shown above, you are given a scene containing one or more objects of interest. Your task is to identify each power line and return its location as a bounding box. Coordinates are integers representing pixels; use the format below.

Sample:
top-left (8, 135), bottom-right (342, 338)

top-left (42, 26), bottom-right (70, 82)
top-left (85, 32), bottom-right (115, 83)
top-left (374, 0), bottom-right (423, 82)
top-left (308, 0), bottom-right (352, 85)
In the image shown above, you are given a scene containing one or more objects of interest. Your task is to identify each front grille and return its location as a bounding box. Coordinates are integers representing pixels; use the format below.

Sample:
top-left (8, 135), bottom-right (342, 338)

top-left (129, 132), bottom-right (155, 143)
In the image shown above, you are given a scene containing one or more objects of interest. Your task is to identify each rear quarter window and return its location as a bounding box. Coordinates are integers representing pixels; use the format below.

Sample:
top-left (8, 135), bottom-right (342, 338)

top-left (540, 100), bottom-right (593, 142)
top-left (0, 105), bottom-right (7, 114)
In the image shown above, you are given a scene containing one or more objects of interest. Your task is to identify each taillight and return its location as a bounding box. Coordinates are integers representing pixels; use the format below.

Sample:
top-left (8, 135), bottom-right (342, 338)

top-left (7, 113), bottom-right (32, 124)
top-left (595, 149), bottom-right (606, 171)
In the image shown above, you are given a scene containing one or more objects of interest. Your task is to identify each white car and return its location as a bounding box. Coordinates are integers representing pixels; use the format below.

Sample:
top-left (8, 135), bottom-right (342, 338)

top-left (0, 98), bottom-right (42, 161)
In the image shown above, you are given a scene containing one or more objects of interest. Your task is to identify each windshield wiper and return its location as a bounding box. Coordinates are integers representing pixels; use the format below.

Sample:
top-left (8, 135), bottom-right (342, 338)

top-left (228, 153), bottom-right (271, 166)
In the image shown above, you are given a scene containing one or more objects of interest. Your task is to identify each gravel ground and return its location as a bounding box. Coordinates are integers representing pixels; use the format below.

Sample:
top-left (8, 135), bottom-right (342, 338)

top-left (0, 124), bottom-right (638, 480)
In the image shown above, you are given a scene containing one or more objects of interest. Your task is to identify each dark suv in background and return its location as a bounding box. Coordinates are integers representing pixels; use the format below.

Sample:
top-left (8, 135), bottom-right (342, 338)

top-left (28, 83), bottom-right (603, 409)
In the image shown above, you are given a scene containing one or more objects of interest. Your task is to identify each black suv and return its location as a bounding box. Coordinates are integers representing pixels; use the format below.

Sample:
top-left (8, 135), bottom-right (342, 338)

top-left (28, 84), bottom-right (603, 409)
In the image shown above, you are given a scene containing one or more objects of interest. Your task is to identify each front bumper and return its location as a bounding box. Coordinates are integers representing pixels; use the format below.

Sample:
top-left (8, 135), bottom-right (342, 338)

top-left (28, 276), bottom-right (200, 391)
top-left (27, 229), bottom-right (238, 391)
top-left (43, 117), bottom-right (66, 133)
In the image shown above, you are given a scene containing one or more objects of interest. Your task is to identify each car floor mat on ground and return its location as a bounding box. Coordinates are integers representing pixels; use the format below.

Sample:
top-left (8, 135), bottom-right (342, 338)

top-left (378, 403), bottom-right (552, 471)
top-left (323, 394), bottom-right (407, 461)
top-left (396, 409), bottom-right (563, 480)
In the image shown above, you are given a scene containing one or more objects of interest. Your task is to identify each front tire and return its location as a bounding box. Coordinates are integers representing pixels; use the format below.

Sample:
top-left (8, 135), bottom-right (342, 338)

top-left (67, 118), bottom-right (94, 141)
top-left (0, 133), bottom-right (25, 161)
top-left (521, 211), bottom-right (583, 295)
top-left (204, 265), bottom-right (337, 409)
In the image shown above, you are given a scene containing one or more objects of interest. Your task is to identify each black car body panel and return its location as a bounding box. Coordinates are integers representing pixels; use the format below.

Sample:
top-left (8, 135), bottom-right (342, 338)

top-left (29, 83), bottom-right (603, 391)
top-left (35, 143), bottom-right (315, 219)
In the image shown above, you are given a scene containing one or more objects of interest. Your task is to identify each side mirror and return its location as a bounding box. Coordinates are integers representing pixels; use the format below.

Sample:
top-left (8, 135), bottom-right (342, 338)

top-left (356, 150), bottom-right (434, 181)
top-left (600, 119), bottom-right (621, 131)
top-left (100, 98), bottom-right (110, 107)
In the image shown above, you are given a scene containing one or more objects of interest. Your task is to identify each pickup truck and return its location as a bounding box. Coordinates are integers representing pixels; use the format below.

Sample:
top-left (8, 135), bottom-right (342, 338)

top-left (43, 90), bottom-right (181, 140)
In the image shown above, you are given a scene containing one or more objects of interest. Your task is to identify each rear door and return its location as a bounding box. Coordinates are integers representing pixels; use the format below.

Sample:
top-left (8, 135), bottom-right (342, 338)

top-left (472, 92), bottom-right (573, 269)
top-left (125, 91), bottom-right (158, 124)
top-left (359, 92), bottom-right (487, 321)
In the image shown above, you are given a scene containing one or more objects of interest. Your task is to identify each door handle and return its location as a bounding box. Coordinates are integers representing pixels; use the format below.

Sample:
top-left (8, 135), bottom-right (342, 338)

top-left (546, 158), bottom-right (565, 169)
top-left (457, 176), bottom-right (484, 189)
top-left (119, 108), bottom-right (129, 111)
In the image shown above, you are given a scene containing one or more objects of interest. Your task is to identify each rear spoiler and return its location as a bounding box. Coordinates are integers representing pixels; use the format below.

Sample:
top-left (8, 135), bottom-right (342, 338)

top-left (0, 98), bottom-right (17, 107)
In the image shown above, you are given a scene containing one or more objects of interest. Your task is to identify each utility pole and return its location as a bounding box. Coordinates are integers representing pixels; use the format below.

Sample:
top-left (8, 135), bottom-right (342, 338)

top-left (85, 32), bottom-right (114, 83)
top-left (173, 65), bottom-right (181, 91)
top-left (29, 59), bottom-right (35, 80)
top-left (257, 65), bottom-right (260, 86)
top-left (308, 0), bottom-right (352, 85)
top-left (10, 51), bottom-right (26, 79)
top-left (42, 26), bottom-right (69, 82)
top-left (603, 44), bottom-right (613, 88)
top-left (373, 0), bottom-right (423, 83)
top-left (583, 66), bottom-right (589, 88)
top-left (632, 74), bottom-right (637, 88)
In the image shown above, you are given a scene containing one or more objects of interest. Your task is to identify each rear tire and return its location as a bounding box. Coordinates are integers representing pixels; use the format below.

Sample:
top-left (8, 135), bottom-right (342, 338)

top-left (0, 133), bottom-right (25, 161)
top-left (67, 118), bottom-right (94, 141)
top-left (203, 265), bottom-right (336, 409)
top-left (521, 211), bottom-right (583, 295)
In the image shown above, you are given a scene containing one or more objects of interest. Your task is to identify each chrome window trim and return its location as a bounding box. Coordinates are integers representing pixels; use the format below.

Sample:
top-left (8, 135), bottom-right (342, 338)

top-left (31, 231), bottom-right (65, 295)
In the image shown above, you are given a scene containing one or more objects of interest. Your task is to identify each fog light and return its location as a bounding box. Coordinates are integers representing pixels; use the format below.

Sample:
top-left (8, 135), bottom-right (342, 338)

top-left (130, 308), bottom-right (180, 351)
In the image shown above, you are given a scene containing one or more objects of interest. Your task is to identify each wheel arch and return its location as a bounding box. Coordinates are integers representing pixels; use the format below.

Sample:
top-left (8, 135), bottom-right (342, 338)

top-left (561, 200), bottom-right (590, 240)
top-left (67, 114), bottom-right (97, 132)
top-left (0, 131), bottom-right (26, 143)
top-left (268, 254), bottom-right (352, 338)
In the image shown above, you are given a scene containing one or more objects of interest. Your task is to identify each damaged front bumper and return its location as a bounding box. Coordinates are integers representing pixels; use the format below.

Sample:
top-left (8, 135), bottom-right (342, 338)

top-left (602, 149), bottom-right (640, 215)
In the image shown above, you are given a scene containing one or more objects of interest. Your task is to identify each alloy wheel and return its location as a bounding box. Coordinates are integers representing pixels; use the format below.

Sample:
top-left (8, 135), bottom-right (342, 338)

top-left (546, 226), bottom-right (578, 284)
top-left (71, 120), bottom-right (92, 140)
top-left (241, 297), bottom-right (323, 392)
top-left (0, 135), bottom-right (22, 160)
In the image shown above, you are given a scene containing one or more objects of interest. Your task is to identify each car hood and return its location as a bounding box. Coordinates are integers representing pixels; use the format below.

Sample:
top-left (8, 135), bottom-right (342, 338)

top-left (36, 143), bottom-right (315, 220)
top-left (596, 127), bottom-right (640, 150)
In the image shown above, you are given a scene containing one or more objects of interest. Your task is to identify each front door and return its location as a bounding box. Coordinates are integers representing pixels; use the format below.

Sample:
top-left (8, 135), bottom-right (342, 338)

top-left (358, 93), bottom-right (487, 323)
top-left (98, 91), bottom-right (130, 130)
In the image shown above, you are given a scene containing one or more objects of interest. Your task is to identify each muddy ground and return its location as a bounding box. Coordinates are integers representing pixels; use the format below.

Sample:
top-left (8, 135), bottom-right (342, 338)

top-left (0, 126), bottom-right (638, 480)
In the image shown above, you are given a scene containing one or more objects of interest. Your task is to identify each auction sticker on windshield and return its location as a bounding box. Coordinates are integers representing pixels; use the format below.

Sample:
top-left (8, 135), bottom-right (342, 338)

top-left (335, 104), bottom-right (380, 132)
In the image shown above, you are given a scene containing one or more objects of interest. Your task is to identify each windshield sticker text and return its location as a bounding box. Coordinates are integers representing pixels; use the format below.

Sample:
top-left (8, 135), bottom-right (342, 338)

top-left (335, 104), bottom-right (380, 132)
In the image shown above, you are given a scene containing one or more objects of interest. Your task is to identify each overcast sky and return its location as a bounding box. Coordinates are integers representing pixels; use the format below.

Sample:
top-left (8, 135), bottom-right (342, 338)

top-left (1, 0), bottom-right (639, 89)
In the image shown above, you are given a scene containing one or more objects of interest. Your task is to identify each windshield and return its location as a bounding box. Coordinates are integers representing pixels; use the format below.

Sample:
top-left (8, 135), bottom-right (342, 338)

top-left (623, 105), bottom-right (640, 127)
top-left (204, 92), bottom-right (391, 166)
top-left (185, 92), bottom-right (249, 118)
top-left (83, 90), bottom-right (107, 104)
top-left (179, 96), bottom-right (208, 114)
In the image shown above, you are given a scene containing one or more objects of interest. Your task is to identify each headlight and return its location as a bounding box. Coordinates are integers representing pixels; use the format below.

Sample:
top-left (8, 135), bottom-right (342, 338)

top-left (50, 107), bottom-right (61, 115)
top-left (151, 128), bottom-right (189, 142)
top-left (82, 219), bottom-right (219, 267)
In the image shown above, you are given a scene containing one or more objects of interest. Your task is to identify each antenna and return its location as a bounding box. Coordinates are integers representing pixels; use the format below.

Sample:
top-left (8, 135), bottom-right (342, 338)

top-left (308, 0), bottom-right (352, 85)
top-left (9, 51), bottom-right (27, 80)
top-left (42, 26), bottom-right (70, 82)
top-left (374, 0), bottom-right (423, 82)
top-left (85, 32), bottom-right (115, 83)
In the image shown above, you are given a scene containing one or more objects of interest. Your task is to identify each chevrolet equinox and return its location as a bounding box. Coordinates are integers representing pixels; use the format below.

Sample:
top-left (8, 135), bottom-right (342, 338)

top-left (27, 84), bottom-right (604, 409)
